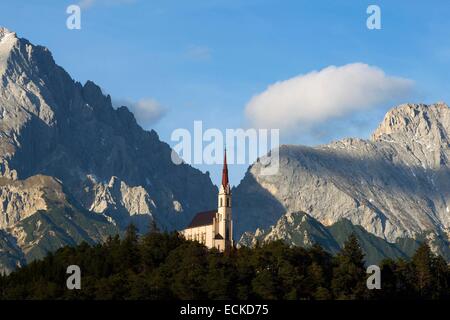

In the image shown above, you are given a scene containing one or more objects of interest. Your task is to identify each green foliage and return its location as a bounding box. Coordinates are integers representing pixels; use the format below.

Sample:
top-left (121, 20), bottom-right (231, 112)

top-left (0, 230), bottom-right (448, 300)
top-left (331, 234), bottom-right (367, 299)
top-left (411, 243), bottom-right (450, 299)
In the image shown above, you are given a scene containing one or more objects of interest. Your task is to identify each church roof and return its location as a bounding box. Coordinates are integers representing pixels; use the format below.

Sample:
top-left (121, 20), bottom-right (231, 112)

top-left (187, 210), bottom-right (217, 228)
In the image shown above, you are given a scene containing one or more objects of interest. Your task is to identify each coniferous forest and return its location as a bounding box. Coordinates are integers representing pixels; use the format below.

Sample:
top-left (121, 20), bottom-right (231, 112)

top-left (0, 225), bottom-right (448, 300)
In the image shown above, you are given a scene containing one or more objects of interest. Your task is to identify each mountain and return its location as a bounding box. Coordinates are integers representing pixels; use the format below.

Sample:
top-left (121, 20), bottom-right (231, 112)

top-left (234, 103), bottom-right (450, 260)
top-left (1, 26), bottom-right (450, 273)
top-left (0, 27), bottom-right (217, 273)
top-left (239, 211), bottom-right (341, 254)
top-left (0, 26), bottom-right (217, 230)
top-left (0, 174), bottom-right (120, 274)
top-left (0, 229), bottom-right (25, 274)
top-left (327, 219), bottom-right (415, 264)
top-left (238, 211), bottom-right (450, 265)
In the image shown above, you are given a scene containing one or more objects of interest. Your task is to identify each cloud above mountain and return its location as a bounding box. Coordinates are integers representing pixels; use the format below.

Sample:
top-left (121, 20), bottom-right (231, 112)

top-left (245, 63), bottom-right (414, 133)
top-left (114, 98), bottom-right (166, 128)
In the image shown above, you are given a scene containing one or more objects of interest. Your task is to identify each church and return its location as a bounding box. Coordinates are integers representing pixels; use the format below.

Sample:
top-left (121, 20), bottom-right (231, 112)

top-left (181, 150), bottom-right (233, 252)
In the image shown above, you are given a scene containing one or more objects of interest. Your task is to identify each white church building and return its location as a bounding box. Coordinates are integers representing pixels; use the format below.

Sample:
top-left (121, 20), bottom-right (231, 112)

top-left (181, 150), bottom-right (233, 252)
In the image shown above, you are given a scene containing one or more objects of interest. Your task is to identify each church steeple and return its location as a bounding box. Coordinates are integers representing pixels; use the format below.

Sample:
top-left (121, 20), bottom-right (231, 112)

top-left (181, 146), bottom-right (233, 252)
top-left (221, 148), bottom-right (229, 189)
top-left (216, 147), bottom-right (233, 251)
top-left (218, 148), bottom-right (231, 207)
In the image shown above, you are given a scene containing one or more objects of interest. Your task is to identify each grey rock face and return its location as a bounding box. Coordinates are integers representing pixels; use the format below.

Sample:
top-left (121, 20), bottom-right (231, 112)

top-left (239, 211), bottom-right (341, 254)
top-left (239, 211), bottom-right (449, 265)
top-left (235, 103), bottom-right (450, 246)
top-left (0, 174), bottom-right (121, 274)
top-left (84, 175), bottom-right (157, 232)
top-left (0, 27), bottom-right (217, 235)
top-left (2, 25), bottom-right (449, 271)
top-left (0, 228), bottom-right (25, 274)
top-left (0, 175), bottom-right (53, 228)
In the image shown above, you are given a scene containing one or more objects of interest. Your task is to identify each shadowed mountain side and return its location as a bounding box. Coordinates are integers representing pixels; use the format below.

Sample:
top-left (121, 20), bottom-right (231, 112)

top-left (328, 219), bottom-right (411, 265)
top-left (0, 229), bottom-right (25, 274)
top-left (233, 172), bottom-right (285, 238)
top-left (238, 212), bottom-right (439, 265)
top-left (238, 211), bottom-right (341, 254)
top-left (0, 174), bottom-right (121, 274)
top-left (394, 231), bottom-right (450, 261)
top-left (234, 140), bottom-right (450, 243)
top-left (10, 207), bottom-right (120, 264)
top-left (0, 27), bottom-right (218, 233)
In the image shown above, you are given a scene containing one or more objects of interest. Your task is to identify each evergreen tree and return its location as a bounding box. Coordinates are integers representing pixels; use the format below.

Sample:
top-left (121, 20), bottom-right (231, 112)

top-left (411, 243), bottom-right (434, 298)
top-left (204, 251), bottom-right (236, 299)
top-left (0, 229), bottom-right (448, 300)
top-left (250, 241), bottom-right (288, 299)
top-left (149, 219), bottom-right (160, 234)
top-left (331, 234), bottom-right (366, 299)
top-left (234, 246), bottom-right (255, 299)
top-left (120, 224), bottom-right (141, 272)
top-left (162, 242), bottom-right (208, 299)
top-left (431, 253), bottom-right (449, 299)
top-left (307, 244), bottom-right (333, 299)
top-left (141, 232), bottom-right (183, 270)
top-left (393, 258), bottom-right (416, 298)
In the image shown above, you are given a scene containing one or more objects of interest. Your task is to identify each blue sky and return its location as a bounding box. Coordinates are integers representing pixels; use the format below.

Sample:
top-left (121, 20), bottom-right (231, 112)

top-left (1, 0), bottom-right (450, 186)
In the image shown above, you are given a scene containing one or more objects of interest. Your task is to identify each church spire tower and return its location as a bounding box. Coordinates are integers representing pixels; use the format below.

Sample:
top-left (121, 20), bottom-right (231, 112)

top-left (181, 148), bottom-right (234, 252)
top-left (221, 147), bottom-right (230, 192)
top-left (216, 148), bottom-right (233, 251)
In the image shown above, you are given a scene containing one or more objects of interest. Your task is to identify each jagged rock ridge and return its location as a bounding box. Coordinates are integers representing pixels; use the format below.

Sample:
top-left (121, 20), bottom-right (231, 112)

top-left (0, 27), bottom-right (218, 272)
top-left (239, 211), bottom-right (449, 264)
top-left (0, 26), bottom-right (217, 231)
top-left (234, 103), bottom-right (450, 258)
top-left (0, 174), bottom-right (120, 274)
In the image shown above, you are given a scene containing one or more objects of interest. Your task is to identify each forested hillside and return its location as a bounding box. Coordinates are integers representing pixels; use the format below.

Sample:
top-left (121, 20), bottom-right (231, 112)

top-left (0, 226), bottom-right (448, 300)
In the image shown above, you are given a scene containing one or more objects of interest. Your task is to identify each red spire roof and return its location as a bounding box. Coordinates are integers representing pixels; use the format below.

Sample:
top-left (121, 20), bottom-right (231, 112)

top-left (221, 148), bottom-right (229, 188)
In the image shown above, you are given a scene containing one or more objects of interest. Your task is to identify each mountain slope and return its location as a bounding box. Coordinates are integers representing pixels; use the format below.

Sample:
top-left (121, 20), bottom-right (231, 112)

top-left (238, 211), bottom-right (428, 265)
top-left (0, 174), bottom-right (121, 274)
top-left (0, 229), bottom-right (25, 274)
top-left (0, 27), bottom-right (217, 234)
top-left (2, 25), bottom-right (450, 272)
top-left (234, 103), bottom-right (450, 252)
top-left (327, 219), bottom-right (412, 265)
top-left (10, 206), bottom-right (119, 264)
top-left (239, 211), bottom-right (341, 254)
top-left (0, 27), bottom-right (219, 272)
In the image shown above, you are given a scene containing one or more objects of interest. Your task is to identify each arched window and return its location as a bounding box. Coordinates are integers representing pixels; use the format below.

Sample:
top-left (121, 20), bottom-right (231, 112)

top-left (226, 198), bottom-right (230, 207)
top-left (220, 198), bottom-right (223, 207)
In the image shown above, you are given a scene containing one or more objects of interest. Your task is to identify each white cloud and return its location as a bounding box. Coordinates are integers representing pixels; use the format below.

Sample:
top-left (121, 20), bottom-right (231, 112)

top-left (78, 0), bottom-right (136, 9)
top-left (115, 98), bottom-right (166, 127)
top-left (245, 63), bottom-right (414, 132)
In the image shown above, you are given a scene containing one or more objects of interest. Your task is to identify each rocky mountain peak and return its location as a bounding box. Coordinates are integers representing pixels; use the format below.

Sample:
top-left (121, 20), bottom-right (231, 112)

top-left (0, 27), bottom-right (217, 236)
top-left (0, 27), bottom-right (18, 75)
top-left (235, 101), bottom-right (450, 248)
top-left (0, 27), bottom-right (15, 40)
top-left (0, 26), bottom-right (54, 77)
top-left (0, 27), bottom-right (219, 272)
top-left (371, 102), bottom-right (450, 168)
top-left (371, 102), bottom-right (450, 143)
